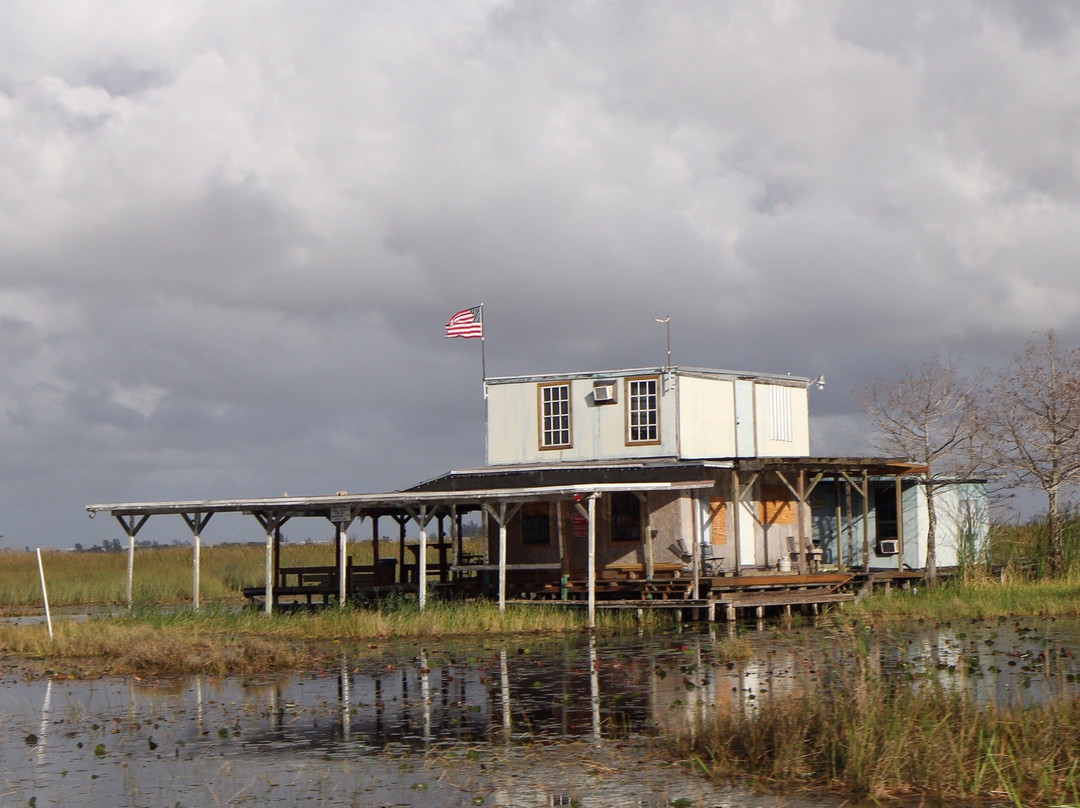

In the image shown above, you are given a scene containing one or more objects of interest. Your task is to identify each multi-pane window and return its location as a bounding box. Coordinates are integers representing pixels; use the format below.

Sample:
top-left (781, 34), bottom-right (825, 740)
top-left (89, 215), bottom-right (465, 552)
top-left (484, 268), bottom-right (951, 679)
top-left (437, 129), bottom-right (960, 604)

top-left (539, 383), bottom-right (571, 448)
top-left (626, 376), bottom-right (659, 444)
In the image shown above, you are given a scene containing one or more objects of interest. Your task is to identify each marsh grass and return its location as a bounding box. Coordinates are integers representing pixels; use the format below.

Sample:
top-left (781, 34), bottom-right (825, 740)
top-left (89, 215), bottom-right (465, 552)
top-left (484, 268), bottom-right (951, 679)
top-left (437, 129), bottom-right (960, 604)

top-left (0, 539), bottom-right (485, 609)
top-left (676, 630), bottom-right (1080, 805)
top-left (0, 601), bottom-right (664, 676)
top-left (843, 576), bottom-right (1080, 622)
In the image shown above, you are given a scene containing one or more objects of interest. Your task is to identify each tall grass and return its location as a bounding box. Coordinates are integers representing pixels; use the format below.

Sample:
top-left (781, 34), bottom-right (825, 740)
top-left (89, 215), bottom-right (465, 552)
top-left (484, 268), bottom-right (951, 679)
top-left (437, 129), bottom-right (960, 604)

top-left (0, 601), bottom-right (665, 676)
top-left (844, 576), bottom-right (1080, 622)
top-left (990, 509), bottom-right (1080, 579)
top-left (0, 539), bottom-right (484, 609)
top-left (676, 629), bottom-right (1080, 805)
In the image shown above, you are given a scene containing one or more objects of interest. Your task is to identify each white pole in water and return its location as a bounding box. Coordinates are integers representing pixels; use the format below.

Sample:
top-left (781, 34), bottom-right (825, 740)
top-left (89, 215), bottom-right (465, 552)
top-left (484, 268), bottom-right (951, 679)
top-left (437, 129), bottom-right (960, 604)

top-left (36, 548), bottom-right (53, 640)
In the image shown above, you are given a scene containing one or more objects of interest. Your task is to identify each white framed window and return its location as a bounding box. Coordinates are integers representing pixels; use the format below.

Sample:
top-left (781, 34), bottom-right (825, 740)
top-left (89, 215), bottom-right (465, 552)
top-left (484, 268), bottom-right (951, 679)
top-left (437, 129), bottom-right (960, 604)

top-left (539, 383), bottom-right (572, 449)
top-left (626, 376), bottom-right (660, 444)
top-left (770, 385), bottom-right (793, 442)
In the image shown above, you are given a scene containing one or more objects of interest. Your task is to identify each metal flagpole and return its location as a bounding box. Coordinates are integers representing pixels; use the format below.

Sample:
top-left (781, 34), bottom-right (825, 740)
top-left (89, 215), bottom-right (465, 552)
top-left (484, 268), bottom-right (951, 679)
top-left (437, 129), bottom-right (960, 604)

top-left (480, 302), bottom-right (487, 396)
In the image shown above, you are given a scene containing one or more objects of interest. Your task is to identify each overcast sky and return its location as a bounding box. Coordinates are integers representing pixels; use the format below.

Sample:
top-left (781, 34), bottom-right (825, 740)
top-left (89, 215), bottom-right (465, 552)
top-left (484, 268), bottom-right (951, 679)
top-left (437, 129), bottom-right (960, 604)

top-left (3, 0), bottom-right (1080, 548)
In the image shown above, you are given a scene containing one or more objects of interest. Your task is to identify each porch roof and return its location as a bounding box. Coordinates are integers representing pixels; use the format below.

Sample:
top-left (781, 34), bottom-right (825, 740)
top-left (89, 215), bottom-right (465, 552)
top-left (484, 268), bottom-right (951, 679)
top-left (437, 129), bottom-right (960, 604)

top-left (734, 457), bottom-right (931, 476)
top-left (85, 478), bottom-right (716, 521)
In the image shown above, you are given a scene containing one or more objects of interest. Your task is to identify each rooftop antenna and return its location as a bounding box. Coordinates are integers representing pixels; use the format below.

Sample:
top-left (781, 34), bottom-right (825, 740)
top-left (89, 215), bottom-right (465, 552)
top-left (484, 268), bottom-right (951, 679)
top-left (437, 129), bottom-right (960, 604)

top-left (807, 374), bottom-right (826, 390)
top-left (653, 316), bottom-right (671, 367)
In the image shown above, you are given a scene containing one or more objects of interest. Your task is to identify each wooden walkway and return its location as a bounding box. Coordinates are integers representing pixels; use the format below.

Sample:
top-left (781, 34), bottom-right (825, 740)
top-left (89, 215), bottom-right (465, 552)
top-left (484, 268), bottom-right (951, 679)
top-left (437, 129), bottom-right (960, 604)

top-left (243, 560), bottom-right (940, 621)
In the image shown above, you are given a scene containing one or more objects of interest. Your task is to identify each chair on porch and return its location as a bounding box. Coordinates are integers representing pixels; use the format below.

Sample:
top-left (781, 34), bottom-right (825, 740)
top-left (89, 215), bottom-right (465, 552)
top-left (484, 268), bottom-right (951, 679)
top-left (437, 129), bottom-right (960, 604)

top-left (700, 542), bottom-right (723, 577)
top-left (668, 538), bottom-right (693, 571)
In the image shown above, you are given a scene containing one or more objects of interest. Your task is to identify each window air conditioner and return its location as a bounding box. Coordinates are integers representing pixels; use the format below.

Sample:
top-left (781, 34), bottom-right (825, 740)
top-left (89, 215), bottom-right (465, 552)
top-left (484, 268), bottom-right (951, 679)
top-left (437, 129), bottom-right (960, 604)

top-left (877, 538), bottom-right (899, 555)
top-left (593, 383), bottom-right (617, 404)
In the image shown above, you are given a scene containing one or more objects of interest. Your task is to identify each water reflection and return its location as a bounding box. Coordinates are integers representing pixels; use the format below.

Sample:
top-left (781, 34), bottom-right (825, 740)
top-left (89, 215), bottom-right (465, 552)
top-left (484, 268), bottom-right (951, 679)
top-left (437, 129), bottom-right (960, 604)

top-left (3, 618), bottom-right (1080, 806)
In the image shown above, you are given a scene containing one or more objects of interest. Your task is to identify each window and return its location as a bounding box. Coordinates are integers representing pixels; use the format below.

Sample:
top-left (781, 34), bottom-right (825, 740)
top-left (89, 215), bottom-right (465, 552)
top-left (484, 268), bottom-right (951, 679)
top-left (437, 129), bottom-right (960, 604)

top-left (610, 492), bottom-right (642, 542)
top-left (539, 383), bottom-right (572, 449)
top-left (626, 376), bottom-right (660, 444)
top-left (521, 502), bottom-right (551, 545)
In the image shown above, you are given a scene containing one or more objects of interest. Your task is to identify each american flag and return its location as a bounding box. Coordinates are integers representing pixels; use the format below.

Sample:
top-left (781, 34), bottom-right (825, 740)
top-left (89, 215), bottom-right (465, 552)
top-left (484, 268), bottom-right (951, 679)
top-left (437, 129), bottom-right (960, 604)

top-left (445, 306), bottom-right (483, 339)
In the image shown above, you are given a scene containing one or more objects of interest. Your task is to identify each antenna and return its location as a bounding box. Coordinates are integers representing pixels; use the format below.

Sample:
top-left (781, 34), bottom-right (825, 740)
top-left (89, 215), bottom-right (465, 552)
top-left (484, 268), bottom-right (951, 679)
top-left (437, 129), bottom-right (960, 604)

top-left (653, 316), bottom-right (671, 367)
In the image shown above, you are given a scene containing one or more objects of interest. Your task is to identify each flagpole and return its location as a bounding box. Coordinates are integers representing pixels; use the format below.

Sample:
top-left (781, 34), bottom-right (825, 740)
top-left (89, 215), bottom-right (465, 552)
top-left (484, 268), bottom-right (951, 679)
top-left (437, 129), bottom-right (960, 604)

top-left (480, 302), bottom-right (487, 395)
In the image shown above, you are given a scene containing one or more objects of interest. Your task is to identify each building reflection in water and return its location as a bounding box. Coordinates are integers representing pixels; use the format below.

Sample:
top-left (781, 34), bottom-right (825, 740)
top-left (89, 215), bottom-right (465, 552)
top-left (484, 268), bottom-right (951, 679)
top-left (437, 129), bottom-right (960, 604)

top-left (11, 622), bottom-right (1080, 808)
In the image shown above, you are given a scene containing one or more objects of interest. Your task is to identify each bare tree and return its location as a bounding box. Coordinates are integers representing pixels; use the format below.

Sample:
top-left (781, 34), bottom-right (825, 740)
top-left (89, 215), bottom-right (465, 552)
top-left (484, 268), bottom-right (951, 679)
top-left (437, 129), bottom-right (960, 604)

top-left (983, 330), bottom-right (1080, 575)
top-left (857, 355), bottom-right (985, 585)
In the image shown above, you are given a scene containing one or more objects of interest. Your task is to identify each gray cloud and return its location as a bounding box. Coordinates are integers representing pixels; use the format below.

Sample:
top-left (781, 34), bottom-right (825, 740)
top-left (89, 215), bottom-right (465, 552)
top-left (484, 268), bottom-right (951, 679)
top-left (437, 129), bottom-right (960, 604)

top-left (1, 0), bottom-right (1079, 547)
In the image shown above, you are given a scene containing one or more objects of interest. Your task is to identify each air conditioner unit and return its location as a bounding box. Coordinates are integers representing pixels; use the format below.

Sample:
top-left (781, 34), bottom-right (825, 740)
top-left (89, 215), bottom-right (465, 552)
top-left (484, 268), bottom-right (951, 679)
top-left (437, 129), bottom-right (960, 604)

top-left (877, 538), bottom-right (899, 555)
top-left (592, 382), bottom-right (617, 404)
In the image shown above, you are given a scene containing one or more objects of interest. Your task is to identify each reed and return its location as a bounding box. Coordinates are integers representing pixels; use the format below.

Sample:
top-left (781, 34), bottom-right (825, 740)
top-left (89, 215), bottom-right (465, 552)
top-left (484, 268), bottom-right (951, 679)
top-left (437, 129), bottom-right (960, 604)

top-left (0, 539), bottom-right (486, 609)
top-left (842, 576), bottom-right (1080, 623)
top-left (0, 601), bottom-right (666, 676)
top-left (675, 629), bottom-right (1080, 805)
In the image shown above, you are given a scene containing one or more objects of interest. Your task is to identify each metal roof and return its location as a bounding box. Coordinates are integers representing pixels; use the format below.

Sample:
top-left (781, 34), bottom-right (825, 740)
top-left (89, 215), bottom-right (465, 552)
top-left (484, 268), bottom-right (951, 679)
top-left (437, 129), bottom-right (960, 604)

top-left (86, 479), bottom-right (716, 520)
top-left (484, 365), bottom-right (811, 387)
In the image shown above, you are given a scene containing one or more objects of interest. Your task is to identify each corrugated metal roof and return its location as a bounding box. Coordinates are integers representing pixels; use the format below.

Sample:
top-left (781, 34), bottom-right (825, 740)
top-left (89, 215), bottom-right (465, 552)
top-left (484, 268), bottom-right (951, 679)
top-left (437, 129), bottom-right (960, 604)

top-left (484, 365), bottom-right (811, 386)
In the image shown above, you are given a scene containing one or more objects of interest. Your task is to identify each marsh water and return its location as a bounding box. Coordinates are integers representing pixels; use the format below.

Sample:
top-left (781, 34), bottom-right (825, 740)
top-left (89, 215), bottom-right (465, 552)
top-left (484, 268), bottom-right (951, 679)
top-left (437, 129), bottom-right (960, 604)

top-left (3, 617), bottom-right (1080, 807)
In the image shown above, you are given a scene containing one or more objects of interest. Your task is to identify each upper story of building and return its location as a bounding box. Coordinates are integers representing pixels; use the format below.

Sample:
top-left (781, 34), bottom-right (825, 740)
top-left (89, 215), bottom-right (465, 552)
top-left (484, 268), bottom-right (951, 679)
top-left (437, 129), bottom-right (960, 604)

top-left (485, 366), bottom-right (812, 465)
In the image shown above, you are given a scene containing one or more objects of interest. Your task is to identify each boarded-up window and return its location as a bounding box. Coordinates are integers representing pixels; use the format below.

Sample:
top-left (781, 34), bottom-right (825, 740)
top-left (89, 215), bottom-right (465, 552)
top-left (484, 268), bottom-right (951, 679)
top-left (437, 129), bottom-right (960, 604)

top-left (760, 484), bottom-right (796, 525)
top-left (770, 385), bottom-right (793, 442)
top-left (707, 497), bottom-right (727, 545)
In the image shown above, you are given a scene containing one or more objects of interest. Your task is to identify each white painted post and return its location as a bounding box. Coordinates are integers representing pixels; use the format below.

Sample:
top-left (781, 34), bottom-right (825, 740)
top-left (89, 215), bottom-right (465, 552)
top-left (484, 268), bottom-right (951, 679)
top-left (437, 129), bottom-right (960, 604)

top-left (192, 532), bottom-right (201, 611)
top-left (587, 494), bottom-right (597, 630)
top-left (338, 521), bottom-right (348, 607)
top-left (126, 534), bottom-right (135, 610)
top-left (36, 548), bottom-right (53, 640)
top-left (418, 507), bottom-right (428, 610)
top-left (264, 528), bottom-right (274, 615)
top-left (498, 506), bottom-right (508, 612)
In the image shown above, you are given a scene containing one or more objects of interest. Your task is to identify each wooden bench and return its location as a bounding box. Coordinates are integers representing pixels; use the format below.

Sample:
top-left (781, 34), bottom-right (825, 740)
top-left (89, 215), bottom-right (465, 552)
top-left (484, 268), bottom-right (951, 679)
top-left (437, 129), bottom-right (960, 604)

top-left (604, 562), bottom-right (684, 580)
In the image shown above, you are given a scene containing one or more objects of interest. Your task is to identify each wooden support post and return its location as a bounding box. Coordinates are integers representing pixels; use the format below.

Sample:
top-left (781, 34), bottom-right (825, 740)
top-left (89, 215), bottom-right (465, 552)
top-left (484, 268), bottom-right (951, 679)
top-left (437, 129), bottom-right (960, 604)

top-left (895, 474), bottom-right (904, 572)
top-left (449, 506), bottom-right (459, 570)
top-left (251, 512), bottom-right (289, 615)
top-left (498, 508), bottom-right (507, 610)
top-left (573, 494), bottom-right (599, 629)
top-left (402, 504), bottom-right (436, 610)
top-left (834, 476), bottom-right (843, 571)
top-left (337, 520), bottom-right (348, 607)
top-left (556, 501), bottom-right (568, 578)
top-left (797, 470), bottom-right (808, 575)
top-left (418, 507), bottom-right (428, 609)
top-left (437, 514), bottom-right (448, 584)
top-left (638, 493), bottom-right (654, 580)
top-left (454, 507), bottom-right (463, 564)
top-left (731, 470), bottom-right (741, 576)
top-left (861, 471), bottom-right (870, 573)
top-left (371, 515), bottom-right (380, 568)
top-left (394, 514), bottom-right (408, 583)
top-left (113, 514), bottom-right (149, 611)
top-left (179, 512), bottom-right (212, 611)
top-left (690, 492), bottom-right (700, 599)
top-left (481, 501), bottom-right (521, 613)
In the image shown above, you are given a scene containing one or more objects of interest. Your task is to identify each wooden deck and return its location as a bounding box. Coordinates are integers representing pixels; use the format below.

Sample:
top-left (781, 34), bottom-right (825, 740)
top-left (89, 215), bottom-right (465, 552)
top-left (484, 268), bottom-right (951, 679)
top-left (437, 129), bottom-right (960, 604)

top-left (243, 561), bottom-right (943, 620)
